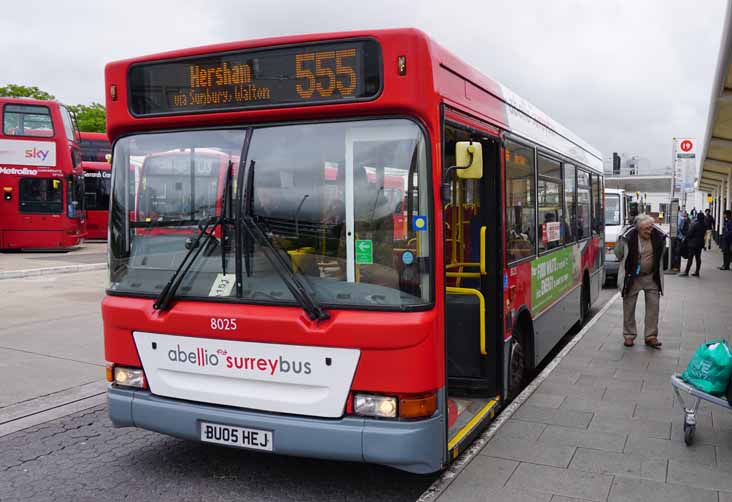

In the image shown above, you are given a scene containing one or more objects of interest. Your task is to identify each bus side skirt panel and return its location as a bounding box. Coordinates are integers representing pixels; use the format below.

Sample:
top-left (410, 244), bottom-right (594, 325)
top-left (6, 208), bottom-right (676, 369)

top-left (532, 286), bottom-right (581, 366)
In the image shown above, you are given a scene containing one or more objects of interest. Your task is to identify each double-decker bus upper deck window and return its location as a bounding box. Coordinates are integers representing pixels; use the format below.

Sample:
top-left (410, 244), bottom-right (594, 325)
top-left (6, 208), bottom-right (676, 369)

top-left (505, 140), bottom-right (536, 262)
top-left (80, 139), bottom-right (112, 162)
top-left (19, 178), bottom-right (63, 214)
top-left (128, 40), bottom-right (381, 116)
top-left (538, 155), bottom-right (563, 252)
top-left (60, 106), bottom-right (75, 142)
top-left (109, 119), bottom-right (429, 309)
top-left (3, 104), bottom-right (54, 137)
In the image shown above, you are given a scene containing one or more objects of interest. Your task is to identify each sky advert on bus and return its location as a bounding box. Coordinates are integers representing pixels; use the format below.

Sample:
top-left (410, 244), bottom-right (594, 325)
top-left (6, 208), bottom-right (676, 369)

top-left (0, 139), bottom-right (56, 167)
top-left (128, 40), bottom-right (382, 116)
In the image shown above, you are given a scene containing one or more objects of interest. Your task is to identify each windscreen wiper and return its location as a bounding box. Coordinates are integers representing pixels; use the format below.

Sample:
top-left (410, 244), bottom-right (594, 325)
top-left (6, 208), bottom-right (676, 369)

top-left (153, 216), bottom-right (219, 311)
top-left (238, 159), bottom-right (329, 322)
top-left (220, 160), bottom-right (234, 275)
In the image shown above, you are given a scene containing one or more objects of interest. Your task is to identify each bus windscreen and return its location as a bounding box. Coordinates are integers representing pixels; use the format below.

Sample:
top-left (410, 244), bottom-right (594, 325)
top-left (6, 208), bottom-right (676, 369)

top-left (128, 40), bottom-right (382, 116)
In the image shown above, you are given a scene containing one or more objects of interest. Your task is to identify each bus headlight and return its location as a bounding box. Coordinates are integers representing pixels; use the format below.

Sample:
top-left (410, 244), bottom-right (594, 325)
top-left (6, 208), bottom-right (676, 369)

top-left (354, 394), bottom-right (397, 418)
top-left (113, 366), bottom-right (146, 389)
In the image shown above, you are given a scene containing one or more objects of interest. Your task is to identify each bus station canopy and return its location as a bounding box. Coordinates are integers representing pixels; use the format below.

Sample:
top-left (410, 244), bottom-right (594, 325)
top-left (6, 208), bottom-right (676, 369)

top-left (698, 4), bottom-right (732, 209)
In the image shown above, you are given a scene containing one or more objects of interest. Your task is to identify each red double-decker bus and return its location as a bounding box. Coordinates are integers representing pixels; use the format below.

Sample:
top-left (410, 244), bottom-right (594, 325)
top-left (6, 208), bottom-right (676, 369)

top-left (0, 97), bottom-right (86, 250)
top-left (103, 29), bottom-right (604, 473)
top-left (80, 132), bottom-right (112, 240)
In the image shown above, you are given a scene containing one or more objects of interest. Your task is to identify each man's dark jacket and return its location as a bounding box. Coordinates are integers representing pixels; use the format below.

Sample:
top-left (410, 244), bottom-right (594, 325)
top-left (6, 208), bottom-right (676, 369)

top-left (686, 219), bottom-right (706, 250)
top-left (618, 225), bottom-right (666, 297)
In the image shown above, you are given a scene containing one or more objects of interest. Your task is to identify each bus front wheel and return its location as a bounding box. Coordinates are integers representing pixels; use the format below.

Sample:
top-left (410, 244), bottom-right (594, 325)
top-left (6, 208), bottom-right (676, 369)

top-left (508, 325), bottom-right (529, 401)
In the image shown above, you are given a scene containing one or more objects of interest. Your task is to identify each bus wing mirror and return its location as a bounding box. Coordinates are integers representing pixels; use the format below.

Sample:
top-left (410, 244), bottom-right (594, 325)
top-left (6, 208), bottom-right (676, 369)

top-left (455, 141), bottom-right (482, 179)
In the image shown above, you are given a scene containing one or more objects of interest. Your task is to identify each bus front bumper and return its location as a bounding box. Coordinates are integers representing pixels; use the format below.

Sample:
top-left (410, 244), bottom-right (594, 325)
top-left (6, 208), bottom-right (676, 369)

top-left (108, 386), bottom-right (445, 474)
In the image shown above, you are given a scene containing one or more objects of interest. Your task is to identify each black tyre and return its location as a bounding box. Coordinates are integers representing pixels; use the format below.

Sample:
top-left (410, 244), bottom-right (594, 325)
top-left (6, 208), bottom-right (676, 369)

top-left (580, 280), bottom-right (591, 325)
top-left (684, 424), bottom-right (695, 445)
top-left (507, 329), bottom-right (528, 401)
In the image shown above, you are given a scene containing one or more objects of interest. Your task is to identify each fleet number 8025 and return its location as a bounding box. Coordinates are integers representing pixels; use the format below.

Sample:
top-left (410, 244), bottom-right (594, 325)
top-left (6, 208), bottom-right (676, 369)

top-left (210, 318), bottom-right (237, 331)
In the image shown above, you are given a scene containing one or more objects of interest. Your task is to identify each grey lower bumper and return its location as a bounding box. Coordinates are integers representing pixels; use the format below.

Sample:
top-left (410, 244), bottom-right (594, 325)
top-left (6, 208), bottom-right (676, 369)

top-left (604, 259), bottom-right (619, 276)
top-left (108, 386), bottom-right (445, 474)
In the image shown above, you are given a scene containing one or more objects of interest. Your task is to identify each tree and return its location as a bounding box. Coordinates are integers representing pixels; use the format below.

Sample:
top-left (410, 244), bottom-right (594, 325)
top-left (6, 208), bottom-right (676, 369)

top-left (0, 84), bottom-right (55, 100)
top-left (67, 103), bottom-right (106, 133)
top-left (0, 84), bottom-right (106, 133)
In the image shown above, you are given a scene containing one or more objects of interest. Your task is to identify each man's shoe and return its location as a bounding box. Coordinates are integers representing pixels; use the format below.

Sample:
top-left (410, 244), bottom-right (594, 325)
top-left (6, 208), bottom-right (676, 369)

top-left (692, 273), bottom-right (700, 277)
top-left (719, 267), bottom-right (730, 270)
top-left (679, 272), bottom-right (689, 276)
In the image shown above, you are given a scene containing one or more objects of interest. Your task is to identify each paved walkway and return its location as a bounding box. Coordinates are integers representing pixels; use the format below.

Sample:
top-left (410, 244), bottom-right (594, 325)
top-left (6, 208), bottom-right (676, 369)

top-left (0, 242), bottom-right (107, 278)
top-left (438, 247), bottom-right (732, 502)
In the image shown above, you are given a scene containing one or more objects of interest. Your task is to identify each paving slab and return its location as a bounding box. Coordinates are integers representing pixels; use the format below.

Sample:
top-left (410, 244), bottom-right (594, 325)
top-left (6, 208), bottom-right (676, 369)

top-left (482, 436), bottom-right (576, 468)
top-left (513, 405), bottom-right (594, 429)
top-left (505, 463), bottom-right (613, 502)
top-left (588, 415), bottom-right (671, 440)
top-left (608, 477), bottom-right (717, 502)
top-left (568, 448), bottom-right (666, 481)
top-left (538, 424), bottom-right (627, 452)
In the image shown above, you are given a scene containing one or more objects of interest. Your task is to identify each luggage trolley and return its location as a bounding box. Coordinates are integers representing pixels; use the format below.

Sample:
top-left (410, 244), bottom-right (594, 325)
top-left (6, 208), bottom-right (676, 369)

top-left (671, 373), bottom-right (732, 445)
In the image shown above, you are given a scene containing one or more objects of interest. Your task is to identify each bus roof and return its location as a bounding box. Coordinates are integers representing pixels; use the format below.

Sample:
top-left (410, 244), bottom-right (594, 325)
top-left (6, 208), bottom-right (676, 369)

top-left (604, 188), bottom-right (625, 195)
top-left (82, 160), bottom-right (111, 170)
top-left (79, 131), bottom-right (109, 141)
top-left (105, 28), bottom-right (602, 172)
top-left (0, 96), bottom-right (62, 108)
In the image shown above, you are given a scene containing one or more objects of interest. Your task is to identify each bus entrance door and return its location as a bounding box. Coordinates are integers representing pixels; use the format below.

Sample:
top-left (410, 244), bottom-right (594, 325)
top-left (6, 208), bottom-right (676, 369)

top-left (443, 132), bottom-right (502, 459)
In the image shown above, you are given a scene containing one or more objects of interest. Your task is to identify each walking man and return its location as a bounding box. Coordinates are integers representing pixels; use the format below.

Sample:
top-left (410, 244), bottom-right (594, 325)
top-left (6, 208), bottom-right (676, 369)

top-left (680, 212), bottom-right (706, 277)
top-left (720, 210), bottom-right (731, 271)
top-left (672, 209), bottom-right (689, 272)
top-left (704, 208), bottom-right (715, 251)
top-left (615, 214), bottom-right (666, 349)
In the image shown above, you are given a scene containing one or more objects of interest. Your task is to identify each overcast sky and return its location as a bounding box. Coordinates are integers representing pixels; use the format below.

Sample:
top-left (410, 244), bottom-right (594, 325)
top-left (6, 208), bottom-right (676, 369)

top-left (0, 0), bottom-right (726, 172)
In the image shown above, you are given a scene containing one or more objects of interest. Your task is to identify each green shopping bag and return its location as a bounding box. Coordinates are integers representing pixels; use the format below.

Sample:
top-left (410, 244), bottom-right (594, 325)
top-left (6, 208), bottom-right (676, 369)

top-left (682, 339), bottom-right (732, 396)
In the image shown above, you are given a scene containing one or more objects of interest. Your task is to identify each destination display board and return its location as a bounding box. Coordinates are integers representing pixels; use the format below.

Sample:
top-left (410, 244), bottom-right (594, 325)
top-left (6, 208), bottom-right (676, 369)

top-left (128, 40), bottom-right (382, 116)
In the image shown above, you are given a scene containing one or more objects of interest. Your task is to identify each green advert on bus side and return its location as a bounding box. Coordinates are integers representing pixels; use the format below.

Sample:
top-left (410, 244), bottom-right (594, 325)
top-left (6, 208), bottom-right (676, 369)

top-left (531, 247), bottom-right (574, 312)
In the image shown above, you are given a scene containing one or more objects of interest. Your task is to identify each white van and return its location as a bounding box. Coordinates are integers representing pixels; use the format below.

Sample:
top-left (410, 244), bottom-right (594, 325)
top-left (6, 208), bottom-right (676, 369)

top-left (603, 188), bottom-right (631, 285)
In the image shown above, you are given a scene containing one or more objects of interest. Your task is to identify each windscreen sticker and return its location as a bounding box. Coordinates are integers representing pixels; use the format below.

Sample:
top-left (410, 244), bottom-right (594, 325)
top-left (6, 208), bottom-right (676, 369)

top-left (355, 240), bottom-right (373, 264)
top-left (401, 251), bottom-right (414, 265)
top-left (209, 273), bottom-right (236, 297)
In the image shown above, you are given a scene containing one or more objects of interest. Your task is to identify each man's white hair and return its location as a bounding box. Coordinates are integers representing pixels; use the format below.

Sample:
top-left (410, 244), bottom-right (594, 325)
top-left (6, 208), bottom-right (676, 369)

top-left (635, 213), bottom-right (654, 227)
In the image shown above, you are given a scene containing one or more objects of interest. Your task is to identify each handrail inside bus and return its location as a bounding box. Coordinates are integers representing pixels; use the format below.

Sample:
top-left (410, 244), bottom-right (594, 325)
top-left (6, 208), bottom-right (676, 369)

top-left (445, 287), bottom-right (486, 356)
top-left (480, 226), bottom-right (486, 275)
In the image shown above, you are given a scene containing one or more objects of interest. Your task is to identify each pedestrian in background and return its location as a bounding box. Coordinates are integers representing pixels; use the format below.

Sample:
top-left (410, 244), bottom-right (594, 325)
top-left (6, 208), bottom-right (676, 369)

top-left (704, 208), bottom-right (715, 251)
top-left (720, 209), bottom-right (732, 271)
top-left (672, 209), bottom-right (689, 271)
top-left (615, 214), bottom-right (666, 349)
top-left (680, 212), bottom-right (706, 277)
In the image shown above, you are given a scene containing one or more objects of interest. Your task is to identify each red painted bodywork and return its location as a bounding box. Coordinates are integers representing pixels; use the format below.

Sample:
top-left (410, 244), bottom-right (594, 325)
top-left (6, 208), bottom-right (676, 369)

top-left (0, 98), bottom-right (86, 250)
top-left (82, 161), bottom-right (111, 240)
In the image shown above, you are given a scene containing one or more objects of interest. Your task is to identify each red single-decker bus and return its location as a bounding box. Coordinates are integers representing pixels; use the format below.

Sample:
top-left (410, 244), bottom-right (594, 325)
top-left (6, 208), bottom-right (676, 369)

top-left (103, 29), bottom-right (604, 473)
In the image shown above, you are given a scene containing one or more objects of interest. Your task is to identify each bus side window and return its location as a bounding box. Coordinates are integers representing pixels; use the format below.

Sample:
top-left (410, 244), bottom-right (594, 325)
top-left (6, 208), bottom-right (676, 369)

top-left (563, 163), bottom-right (576, 243)
top-left (505, 140), bottom-right (536, 262)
